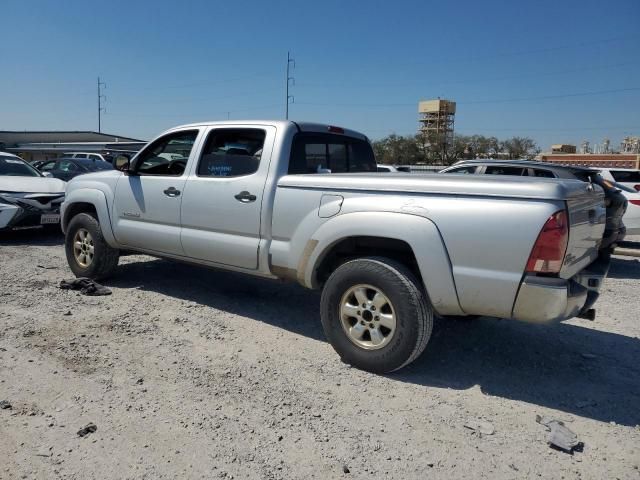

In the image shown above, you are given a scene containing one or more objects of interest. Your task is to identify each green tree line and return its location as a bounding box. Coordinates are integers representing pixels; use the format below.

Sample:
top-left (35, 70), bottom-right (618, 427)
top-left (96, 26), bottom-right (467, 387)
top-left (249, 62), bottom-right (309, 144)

top-left (372, 133), bottom-right (540, 166)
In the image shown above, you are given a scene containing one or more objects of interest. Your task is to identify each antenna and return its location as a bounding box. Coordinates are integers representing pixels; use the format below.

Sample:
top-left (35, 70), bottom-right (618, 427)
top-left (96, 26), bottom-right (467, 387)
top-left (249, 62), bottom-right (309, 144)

top-left (97, 77), bottom-right (106, 133)
top-left (285, 52), bottom-right (295, 120)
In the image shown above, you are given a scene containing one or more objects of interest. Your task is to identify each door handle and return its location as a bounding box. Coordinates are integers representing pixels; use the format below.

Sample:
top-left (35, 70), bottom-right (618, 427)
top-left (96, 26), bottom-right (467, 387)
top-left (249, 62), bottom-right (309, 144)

top-left (163, 187), bottom-right (181, 197)
top-left (234, 191), bottom-right (257, 203)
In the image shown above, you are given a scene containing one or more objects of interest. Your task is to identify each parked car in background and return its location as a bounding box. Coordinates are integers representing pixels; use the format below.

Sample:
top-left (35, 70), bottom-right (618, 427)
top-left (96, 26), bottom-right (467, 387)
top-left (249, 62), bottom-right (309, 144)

top-left (376, 164), bottom-right (399, 172)
top-left (61, 121), bottom-right (610, 373)
top-left (0, 152), bottom-right (66, 231)
top-left (598, 168), bottom-right (640, 192)
top-left (613, 182), bottom-right (640, 235)
top-left (64, 152), bottom-right (115, 163)
top-left (440, 159), bottom-right (628, 250)
top-left (36, 157), bottom-right (113, 182)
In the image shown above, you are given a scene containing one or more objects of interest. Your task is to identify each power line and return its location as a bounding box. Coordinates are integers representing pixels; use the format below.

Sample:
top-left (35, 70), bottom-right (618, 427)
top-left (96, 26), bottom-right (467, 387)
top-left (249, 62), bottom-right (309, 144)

top-left (105, 102), bottom-right (282, 119)
top-left (109, 85), bottom-right (283, 107)
top-left (460, 87), bottom-right (640, 105)
top-left (296, 61), bottom-right (636, 90)
top-left (294, 86), bottom-right (640, 109)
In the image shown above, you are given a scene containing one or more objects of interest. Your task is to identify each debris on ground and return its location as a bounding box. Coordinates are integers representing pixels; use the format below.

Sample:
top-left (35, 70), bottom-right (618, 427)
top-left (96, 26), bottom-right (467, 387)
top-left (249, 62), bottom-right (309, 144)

top-left (63, 310), bottom-right (72, 316)
top-left (536, 415), bottom-right (583, 453)
top-left (77, 423), bottom-right (98, 437)
top-left (60, 278), bottom-right (112, 296)
top-left (342, 465), bottom-right (350, 474)
top-left (464, 419), bottom-right (495, 435)
top-left (0, 400), bottom-right (12, 410)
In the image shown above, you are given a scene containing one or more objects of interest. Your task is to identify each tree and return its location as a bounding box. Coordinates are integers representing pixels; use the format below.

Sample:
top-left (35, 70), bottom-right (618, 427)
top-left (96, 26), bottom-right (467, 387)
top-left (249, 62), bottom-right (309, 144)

top-left (372, 133), bottom-right (538, 165)
top-left (500, 137), bottom-right (538, 159)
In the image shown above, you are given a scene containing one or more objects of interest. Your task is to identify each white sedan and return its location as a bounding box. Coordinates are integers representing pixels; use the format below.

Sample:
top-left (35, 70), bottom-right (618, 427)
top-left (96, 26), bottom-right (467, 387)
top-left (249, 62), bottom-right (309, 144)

top-left (599, 168), bottom-right (640, 192)
top-left (0, 152), bottom-right (66, 231)
top-left (616, 183), bottom-right (640, 235)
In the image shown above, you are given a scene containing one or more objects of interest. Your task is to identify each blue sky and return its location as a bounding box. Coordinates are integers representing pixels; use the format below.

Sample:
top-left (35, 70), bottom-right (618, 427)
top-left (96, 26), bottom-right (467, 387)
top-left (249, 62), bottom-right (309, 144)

top-left (1, 0), bottom-right (639, 150)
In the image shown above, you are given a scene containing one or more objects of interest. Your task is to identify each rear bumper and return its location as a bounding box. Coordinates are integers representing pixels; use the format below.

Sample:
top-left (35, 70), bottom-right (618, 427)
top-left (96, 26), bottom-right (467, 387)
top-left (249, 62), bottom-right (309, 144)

top-left (512, 253), bottom-right (610, 323)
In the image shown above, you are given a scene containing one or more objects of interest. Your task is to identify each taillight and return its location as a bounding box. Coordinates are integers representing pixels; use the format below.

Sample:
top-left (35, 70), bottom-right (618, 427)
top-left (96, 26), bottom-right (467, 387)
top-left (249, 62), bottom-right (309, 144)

top-left (327, 125), bottom-right (345, 134)
top-left (630, 200), bottom-right (640, 206)
top-left (634, 184), bottom-right (640, 192)
top-left (525, 210), bottom-right (569, 274)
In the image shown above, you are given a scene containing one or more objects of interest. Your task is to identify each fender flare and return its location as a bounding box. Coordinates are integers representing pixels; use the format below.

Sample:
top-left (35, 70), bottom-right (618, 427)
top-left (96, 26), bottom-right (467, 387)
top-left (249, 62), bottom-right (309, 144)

top-left (61, 189), bottom-right (118, 247)
top-left (304, 211), bottom-right (464, 316)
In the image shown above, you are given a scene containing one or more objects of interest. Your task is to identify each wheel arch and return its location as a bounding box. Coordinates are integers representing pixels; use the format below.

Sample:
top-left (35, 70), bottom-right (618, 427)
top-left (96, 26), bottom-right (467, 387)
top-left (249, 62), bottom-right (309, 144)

top-left (305, 212), bottom-right (464, 316)
top-left (61, 189), bottom-right (117, 247)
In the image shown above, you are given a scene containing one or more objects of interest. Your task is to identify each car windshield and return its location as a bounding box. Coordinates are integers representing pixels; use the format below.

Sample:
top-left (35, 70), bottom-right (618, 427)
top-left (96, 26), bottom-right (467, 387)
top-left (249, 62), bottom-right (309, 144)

top-left (0, 156), bottom-right (42, 177)
top-left (75, 159), bottom-right (113, 171)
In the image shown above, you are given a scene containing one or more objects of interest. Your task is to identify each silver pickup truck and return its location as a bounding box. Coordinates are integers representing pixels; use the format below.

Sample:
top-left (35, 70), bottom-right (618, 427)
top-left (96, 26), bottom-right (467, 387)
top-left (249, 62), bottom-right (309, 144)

top-left (61, 121), bottom-right (610, 373)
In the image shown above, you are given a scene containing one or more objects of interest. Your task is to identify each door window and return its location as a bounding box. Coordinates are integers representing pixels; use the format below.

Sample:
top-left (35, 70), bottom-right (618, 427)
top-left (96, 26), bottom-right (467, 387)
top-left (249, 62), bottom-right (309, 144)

top-left (446, 166), bottom-right (477, 174)
top-left (196, 128), bottom-right (266, 177)
top-left (134, 130), bottom-right (198, 176)
top-left (484, 166), bottom-right (527, 176)
top-left (532, 169), bottom-right (555, 178)
top-left (58, 160), bottom-right (80, 172)
top-left (610, 170), bottom-right (640, 182)
top-left (39, 161), bottom-right (56, 172)
top-left (74, 154), bottom-right (87, 158)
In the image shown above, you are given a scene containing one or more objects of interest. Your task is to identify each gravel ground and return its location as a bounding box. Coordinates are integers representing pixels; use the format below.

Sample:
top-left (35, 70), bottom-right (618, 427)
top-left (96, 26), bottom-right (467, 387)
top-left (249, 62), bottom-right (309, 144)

top-left (1, 230), bottom-right (639, 480)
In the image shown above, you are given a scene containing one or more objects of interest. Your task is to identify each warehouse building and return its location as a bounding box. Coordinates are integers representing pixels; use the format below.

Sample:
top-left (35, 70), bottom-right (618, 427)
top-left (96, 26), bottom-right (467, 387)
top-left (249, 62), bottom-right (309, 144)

top-left (0, 131), bottom-right (146, 163)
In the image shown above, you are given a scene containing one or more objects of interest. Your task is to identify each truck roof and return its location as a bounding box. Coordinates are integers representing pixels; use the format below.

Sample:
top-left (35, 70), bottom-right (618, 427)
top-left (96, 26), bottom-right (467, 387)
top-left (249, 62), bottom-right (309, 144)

top-left (166, 120), bottom-right (369, 142)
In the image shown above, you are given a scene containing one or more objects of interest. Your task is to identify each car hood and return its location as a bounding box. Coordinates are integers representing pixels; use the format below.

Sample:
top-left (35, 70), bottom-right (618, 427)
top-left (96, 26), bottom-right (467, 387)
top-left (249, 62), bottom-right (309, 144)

top-left (0, 176), bottom-right (66, 194)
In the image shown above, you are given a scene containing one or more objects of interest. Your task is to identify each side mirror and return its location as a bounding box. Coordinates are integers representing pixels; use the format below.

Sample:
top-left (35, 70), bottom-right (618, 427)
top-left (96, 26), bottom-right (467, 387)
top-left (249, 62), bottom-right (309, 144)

top-left (114, 155), bottom-right (130, 172)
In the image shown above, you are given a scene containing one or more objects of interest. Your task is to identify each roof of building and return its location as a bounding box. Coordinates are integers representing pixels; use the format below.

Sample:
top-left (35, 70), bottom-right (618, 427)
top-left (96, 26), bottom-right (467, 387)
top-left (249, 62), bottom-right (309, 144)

top-left (0, 130), bottom-right (145, 145)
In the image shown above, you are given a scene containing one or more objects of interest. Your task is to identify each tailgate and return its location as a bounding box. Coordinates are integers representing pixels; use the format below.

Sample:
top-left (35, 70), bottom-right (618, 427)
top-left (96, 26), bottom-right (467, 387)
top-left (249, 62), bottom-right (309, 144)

top-left (560, 185), bottom-right (606, 279)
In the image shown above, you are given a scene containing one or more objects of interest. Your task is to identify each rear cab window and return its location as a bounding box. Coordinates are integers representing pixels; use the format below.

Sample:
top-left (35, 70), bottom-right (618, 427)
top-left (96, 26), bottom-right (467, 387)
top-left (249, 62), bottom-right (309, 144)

top-left (288, 133), bottom-right (376, 174)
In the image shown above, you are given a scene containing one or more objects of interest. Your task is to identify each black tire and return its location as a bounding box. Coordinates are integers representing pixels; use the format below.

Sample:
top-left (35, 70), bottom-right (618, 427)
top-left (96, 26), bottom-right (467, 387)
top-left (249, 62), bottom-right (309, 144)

top-left (320, 257), bottom-right (433, 373)
top-left (65, 213), bottom-right (119, 280)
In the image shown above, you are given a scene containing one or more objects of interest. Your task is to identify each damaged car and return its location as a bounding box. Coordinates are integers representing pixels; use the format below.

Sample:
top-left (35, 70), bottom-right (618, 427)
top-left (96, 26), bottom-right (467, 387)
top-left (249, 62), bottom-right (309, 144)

top-left (0, 152), bottom-right (66, 231)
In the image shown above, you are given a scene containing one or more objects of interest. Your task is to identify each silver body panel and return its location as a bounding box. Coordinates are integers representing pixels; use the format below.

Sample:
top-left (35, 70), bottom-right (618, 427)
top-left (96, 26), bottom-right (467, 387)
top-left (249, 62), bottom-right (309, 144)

top-left (62, 120), bottom-right (607, 323)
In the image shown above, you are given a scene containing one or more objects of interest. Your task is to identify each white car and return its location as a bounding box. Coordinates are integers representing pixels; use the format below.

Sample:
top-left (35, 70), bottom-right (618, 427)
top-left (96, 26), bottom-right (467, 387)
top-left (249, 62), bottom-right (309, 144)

top-left (0, 152), bottom-right (66, 231)
top-left (64, 152), bottom-right (113, 163)
top-left (598, 168), bottom-right (640, 192)
top-left (615, 183), bottom-right (640, 235)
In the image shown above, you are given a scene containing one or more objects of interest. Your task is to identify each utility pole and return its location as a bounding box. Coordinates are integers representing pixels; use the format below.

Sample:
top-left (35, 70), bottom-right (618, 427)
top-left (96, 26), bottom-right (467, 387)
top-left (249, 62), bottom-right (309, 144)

top-left (97, 77), bottom-right (106, 132)
top-left (285, 52), bottom-right (295, 119)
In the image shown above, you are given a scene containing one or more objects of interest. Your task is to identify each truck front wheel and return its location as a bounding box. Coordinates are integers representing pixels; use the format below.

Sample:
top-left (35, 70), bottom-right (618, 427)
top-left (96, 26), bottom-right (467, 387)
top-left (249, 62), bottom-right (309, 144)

top-left (65, 213), bottom-right (120, 280)
top-left (320, 257), bottom-right (433, 373)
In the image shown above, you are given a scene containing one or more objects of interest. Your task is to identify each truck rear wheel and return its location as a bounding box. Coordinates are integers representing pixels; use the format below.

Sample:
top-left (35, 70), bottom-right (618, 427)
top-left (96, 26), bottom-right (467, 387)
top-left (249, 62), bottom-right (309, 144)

top-left (65, 213), bottom-right (119, 280)
top-left (320, 257), bottom-right (433, 373)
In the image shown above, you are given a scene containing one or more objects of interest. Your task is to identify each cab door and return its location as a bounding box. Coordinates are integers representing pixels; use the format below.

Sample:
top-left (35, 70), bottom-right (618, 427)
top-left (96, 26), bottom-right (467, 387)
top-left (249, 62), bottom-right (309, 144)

top-left (112, 128), bottom-right (202, 255)
top-left (179, 126), bottom-right (275, 269)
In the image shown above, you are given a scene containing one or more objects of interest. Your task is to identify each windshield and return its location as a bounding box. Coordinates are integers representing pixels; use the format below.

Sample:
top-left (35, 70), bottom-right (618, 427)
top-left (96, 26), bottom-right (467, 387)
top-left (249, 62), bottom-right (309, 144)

top-left (75, 159), bottom-right (114, 171)
top-left (0, 156), bottom-right (42, 177)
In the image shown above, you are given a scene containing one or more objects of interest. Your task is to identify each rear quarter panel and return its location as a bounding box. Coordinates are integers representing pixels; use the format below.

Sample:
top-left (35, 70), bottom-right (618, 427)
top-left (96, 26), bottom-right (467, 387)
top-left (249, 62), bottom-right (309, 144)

top-left (271, 185), bottom-right (563, 318)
